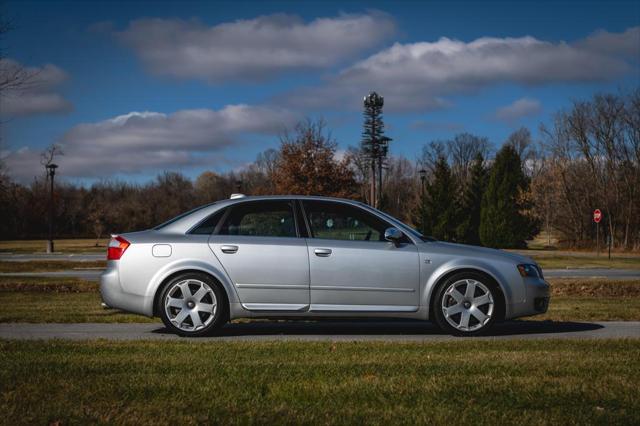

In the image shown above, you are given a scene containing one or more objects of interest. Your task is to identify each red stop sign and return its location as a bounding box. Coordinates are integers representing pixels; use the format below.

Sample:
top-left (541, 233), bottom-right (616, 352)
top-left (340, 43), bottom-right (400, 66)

top-left (593, 209), bottom-right (602, 223)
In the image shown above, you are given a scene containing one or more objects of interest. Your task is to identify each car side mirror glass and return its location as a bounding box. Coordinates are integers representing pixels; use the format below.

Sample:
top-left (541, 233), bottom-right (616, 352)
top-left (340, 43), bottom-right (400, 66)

top-left (384, 227), bottom-right (403, 245)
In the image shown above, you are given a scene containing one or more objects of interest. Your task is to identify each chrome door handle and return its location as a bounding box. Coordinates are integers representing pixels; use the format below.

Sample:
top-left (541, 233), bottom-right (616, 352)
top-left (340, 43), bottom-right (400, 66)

top-left (314, 248), bottom-right (332, 257)
top-left (220, 245), bottom-right (238, 254)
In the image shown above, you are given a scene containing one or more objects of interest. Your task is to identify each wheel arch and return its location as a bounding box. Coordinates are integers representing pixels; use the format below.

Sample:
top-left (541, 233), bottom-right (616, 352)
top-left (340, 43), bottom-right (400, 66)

top-left (425, 267), bottom-right (508, 322)
top-left (148, 263), bottom-right (236, 318)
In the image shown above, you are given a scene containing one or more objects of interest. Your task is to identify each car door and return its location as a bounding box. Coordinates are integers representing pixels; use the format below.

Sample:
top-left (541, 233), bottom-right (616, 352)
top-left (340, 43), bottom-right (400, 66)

top-left (301, 200), bottom-right (420, 312)
top-left (208, 199), bottom-right (309, 311)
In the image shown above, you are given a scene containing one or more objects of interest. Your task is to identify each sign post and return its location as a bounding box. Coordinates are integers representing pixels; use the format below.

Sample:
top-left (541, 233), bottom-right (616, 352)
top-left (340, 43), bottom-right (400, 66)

top-left (593, 209), bottom-right (602, 256)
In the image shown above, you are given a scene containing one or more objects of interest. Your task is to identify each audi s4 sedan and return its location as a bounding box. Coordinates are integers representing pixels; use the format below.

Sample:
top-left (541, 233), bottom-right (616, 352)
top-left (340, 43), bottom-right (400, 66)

top-left (100, 194), bottom-right (550, 337)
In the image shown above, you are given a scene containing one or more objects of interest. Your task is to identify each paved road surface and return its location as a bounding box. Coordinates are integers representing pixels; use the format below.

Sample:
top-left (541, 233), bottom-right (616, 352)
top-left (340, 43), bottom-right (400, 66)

top-left (1, 268), bottom-right (639, 281)
top-left (1, 320), bottom-right (638, 341)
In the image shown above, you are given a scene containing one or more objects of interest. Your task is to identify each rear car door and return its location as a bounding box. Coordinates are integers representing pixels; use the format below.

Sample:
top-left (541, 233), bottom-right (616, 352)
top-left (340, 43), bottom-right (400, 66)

top-left (208, 200), bottom-right (309, 311)
top-left (302, 200), bottom-right (420, 312)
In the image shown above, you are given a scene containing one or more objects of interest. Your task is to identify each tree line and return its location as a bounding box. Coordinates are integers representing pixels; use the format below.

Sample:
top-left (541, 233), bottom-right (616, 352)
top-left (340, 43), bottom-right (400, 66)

top-left (0, 89), bottom-right (638, 250)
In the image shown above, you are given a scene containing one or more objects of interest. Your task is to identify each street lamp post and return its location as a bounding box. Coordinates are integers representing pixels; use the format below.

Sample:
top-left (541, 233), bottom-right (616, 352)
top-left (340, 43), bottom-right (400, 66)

top-left (45, 163), bottom-right (58, 253)
top-left (419, 169), bottom-right (427, 234)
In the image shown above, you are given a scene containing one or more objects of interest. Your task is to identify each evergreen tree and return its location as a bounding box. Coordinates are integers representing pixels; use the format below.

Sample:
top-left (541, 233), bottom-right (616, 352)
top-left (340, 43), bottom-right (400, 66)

top-left (479, 145), bottom-right (535, 248)
top-left (456, 152), bottom-right (487, 245)
top-left (422, 155), bottom-right (460, 241)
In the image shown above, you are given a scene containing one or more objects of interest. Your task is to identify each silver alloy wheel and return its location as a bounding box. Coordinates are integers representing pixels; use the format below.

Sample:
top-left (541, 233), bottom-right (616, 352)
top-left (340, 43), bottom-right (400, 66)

top-left (441, 279), bottom-right (494, 332)
top-left (164, 279), bottom-right (218, 332)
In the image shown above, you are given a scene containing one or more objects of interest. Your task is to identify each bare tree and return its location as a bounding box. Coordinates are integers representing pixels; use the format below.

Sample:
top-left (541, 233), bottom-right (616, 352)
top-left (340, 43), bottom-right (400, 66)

top-left (539, 90), bottom-right (640, 249)
top-left (40, 143), bottom-right (64, 179)
top-left (448, 133), bottom-right (490, 186)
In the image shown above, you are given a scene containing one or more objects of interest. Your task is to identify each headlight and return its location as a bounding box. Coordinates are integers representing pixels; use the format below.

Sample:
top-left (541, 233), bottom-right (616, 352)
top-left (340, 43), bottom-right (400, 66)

top-left (517, 264), bottom-right (541, 278)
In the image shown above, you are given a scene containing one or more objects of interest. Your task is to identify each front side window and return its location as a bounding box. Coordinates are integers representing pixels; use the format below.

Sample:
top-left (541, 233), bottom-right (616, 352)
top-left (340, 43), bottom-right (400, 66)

top-left (303, 201), bottom-right (389, 242)
top-left (218, 201), bottom-right (296, 238)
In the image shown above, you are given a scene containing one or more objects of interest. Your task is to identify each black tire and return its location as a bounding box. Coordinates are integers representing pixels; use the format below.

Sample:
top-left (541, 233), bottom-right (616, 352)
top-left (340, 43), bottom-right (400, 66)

top-left (157, 272), bottom-right (228, 337)
top-left (432, 271), bottom-right (502, 337)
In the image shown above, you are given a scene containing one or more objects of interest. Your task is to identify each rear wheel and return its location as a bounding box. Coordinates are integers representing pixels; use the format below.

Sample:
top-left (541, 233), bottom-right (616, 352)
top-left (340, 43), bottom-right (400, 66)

top-left (432, 272), bottom-right (500, 336)
top-left (158, 272), bottom-right (227, 337)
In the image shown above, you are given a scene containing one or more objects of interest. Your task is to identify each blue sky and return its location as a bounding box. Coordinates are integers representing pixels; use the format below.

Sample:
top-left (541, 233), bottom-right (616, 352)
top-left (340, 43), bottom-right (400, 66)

top-left (1, 0), bottom-right (639, 183)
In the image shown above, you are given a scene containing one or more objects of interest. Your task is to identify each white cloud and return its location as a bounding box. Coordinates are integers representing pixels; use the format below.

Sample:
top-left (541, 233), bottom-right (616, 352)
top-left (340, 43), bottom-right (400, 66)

top-left (495, 98), bottom-right (542, 122)
top-left (2, 105), bottom-right (297, 181)
top-left (282, 27), bottom-right (639, 112)
top-left (116, 12), bottom-right (396, 83)
top-left (580, 26), bottom-right (640, 56)
top-left (0, 59), bottom-right (73, 116)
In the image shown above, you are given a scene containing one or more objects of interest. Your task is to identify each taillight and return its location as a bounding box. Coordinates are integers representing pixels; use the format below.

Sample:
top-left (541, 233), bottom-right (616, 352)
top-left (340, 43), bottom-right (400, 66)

top-left (107, 235), bottom-right (130, 260)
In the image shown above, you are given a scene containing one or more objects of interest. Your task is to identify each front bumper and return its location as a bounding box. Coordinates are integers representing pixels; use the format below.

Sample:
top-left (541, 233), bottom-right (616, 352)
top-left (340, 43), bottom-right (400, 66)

top-left (507, 277), bottom-right (550, 319)
top-left (524, 277), bottom-right (550, 315)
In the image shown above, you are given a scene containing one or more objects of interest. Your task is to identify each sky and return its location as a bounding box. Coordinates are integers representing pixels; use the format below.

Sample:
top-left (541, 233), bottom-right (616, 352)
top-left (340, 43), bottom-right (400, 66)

top-left (1, 0), bottom-right (639, 184)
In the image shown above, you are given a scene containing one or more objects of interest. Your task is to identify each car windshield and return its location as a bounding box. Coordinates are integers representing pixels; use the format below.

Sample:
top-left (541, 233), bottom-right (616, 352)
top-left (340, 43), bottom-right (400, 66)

top-left (153, 202), bottom-right (217, 230)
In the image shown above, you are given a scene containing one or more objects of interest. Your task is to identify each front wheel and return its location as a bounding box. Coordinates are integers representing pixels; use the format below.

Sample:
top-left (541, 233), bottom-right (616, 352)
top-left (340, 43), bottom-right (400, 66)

top-left (157, 272), bottom-right (227, 337)
top-left (432, 272), bottom-right (501, 336)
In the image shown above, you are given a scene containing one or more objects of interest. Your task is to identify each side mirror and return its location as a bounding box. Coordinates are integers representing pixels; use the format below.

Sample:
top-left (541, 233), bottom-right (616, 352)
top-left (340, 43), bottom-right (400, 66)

top-left (384, 227), bottom-right (403, 246)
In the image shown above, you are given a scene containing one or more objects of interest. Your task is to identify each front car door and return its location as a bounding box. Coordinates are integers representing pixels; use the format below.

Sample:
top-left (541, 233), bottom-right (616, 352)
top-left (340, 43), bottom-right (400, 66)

top-left (302, 200), bottom-right (420, 312)
top-left (209, 200), bottom-right (309, 311)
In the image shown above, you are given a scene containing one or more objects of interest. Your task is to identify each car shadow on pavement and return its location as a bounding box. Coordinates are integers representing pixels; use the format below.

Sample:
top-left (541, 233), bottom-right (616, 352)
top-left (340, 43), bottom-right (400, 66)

top-left (151, 319), bottom-right (604, 338)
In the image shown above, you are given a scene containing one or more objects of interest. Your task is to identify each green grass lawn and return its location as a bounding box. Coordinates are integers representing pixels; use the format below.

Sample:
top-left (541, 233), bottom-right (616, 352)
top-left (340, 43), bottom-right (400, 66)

top-left (1, 278), bottom-right (640, 323)
top-left (510, 249), bottom-right (640, 269)
top-left (0, 277), bottom-right (99, 292)
top-left (0, 339), bottom-right (638, 425)
top-left (1, 290), bottom-right (640, 323)
top-left (0, 292), bottom-right (156, 323)
top-left (0, 260), bottom-right (106, 273)
top-left (534, 255), bottom-right (640, 270)
top-left (534, 297), bottom-right (640, 321)
top-left (0, 239), bottom-right (108, 254)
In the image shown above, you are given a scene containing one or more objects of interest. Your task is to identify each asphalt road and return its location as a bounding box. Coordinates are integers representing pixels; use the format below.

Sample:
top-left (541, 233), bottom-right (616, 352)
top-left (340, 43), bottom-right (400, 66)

top-left (1, 320), bottom-right (638, 341)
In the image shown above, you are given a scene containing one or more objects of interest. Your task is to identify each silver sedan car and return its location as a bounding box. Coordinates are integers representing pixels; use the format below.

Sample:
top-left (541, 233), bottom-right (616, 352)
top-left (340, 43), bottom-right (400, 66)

top-left (100, 195), bottom-right (550, 337)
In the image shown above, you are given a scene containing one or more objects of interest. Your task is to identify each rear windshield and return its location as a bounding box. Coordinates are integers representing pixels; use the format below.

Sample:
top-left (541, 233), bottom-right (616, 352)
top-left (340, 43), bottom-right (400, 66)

top-left (153, 203), bottom-right (217, 230)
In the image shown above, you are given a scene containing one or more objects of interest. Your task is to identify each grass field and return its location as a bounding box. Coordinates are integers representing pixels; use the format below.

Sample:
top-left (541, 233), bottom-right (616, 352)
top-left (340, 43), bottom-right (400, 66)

top-left (0, 239), bottom-right (108, 254)
top-left (0, 339), bottom-right (638, 425)
top-left (530, 255), bottom-right (640, 270)
top-left (509, 249), bottom-right (640, 269)
top-left (0, 260), bottom-right (106, 273)
top-left (1, 278), bottom-right (639, 323)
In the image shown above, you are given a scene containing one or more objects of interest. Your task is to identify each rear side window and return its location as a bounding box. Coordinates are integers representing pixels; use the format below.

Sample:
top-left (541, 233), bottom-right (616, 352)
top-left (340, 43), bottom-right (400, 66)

top-left (218, 201), bottom-right (296, 238)
top-left (189, 209), bottom-right (226, 235)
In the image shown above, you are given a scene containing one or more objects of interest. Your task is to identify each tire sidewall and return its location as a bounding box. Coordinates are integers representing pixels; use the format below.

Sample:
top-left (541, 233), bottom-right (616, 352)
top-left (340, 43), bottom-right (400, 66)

top-left (158, 272), bottom-right (228, 337)
top-left (432, 272), bottom-right (501, 337)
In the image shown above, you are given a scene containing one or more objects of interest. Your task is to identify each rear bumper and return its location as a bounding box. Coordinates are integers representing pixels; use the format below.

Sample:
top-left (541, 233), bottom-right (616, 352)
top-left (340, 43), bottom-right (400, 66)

top-left (99, 263), bottom-right (151, 317)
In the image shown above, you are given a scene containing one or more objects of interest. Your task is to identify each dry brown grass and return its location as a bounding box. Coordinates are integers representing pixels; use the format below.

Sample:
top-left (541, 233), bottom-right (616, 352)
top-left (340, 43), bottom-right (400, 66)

top-left (548, 278), bottom-right (640, 297)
